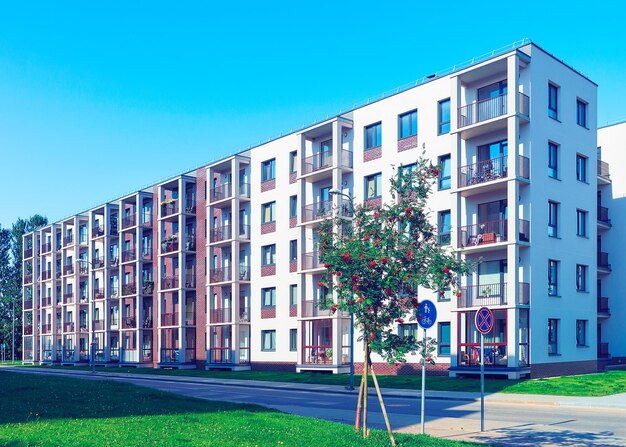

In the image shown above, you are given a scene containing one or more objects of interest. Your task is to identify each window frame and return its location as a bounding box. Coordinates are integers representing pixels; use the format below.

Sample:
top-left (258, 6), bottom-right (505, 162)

top-left (548, 142), bottom-right (559, 179)
top-left (438, 322), bottom-right (451, 356)
top-left (438, 210), bottom-right (451, 245)
top-left (576, 99), bottom-right (588, 128)
top-left (576, 320), bottom-right (588, 347)
top-left (261, 201), bottom-right (276, 224)
top-left (548, 200), bottom-right (559, 238)
top-left (364, 122), bottom-right (382, 150)
top-left (289, 239), bottom-right (297, 261)
top-left (289, 328), bottom-right (297, 352)
top-left (289, 151), bottom-right (297, 174)
top-left (261, 158), bottom-right (276, 182)
top-left (576, 264), bottom-right (588, 292)
top-left (548, 83), bottom-right (559, 120)
top-left (261, 244), bottom-right (276, 267)
top-left (576, 154), bottom-right (588, 183)
top-left (438, 98), bottom-right (451, 134)
top-left (548, 259), bottom-right (559, 296)
top-left (289, 284), bottom-right (298, 306)
top-left (261, 329), bottom-right (276, 352)
top-left (438, 154), bottom-right (451, 190)
top-left (548, 318), bottom-right (559, 355)
top-left (576, 209), bottom-right (588, 237)
top-left (261, 287), bottom-right (276, 308)
top-left (289, 195), bottom-right (297, 218)
top-left (398, 323), bottom-right (418, 339)
top-left (364, 173), bottom-right (382, 200)
top-left (398, 109), bottom-right (418, 139)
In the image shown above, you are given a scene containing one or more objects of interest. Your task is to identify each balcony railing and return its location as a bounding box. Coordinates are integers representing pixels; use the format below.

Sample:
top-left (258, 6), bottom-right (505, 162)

top-left (122, 316), bottom-right (136, 329)
top-left (210, 183), bottom-right (232, 203)
top-left (93, 257), bottom-right (105, 269)
top-left (160, 312), bottom-right (178, 326)
top-left (184, 273), bottom-right (196, 288)
top-left (209, 268), bottom-right (231, 283)
top-left (42, 296), bottom-right (52, 307)
top-left (24, 247), bottom-right (33, 258)
top-left (301, 200), bottom-right (333, 223)
top-left (122, 282), bottom-right (137, 296)
top-left (598, 252), bottom-right (611, 271)
top-left (597, 297), bottom-right (610, 314)
top-left (210, 226), bottom-right (232, 243)
top-left (160, 348), bottom-right (195, 364)
top-left (302, 300), bottom-right (334, 317)
top-left (302, 346), bottom-right (333, 365)
top-left (210, 308), bottom-right (231, 324)
top-left (458, 219), bottom-right (529, 248)
top-left (458, 156), bottom-right (507, 187)
top-left (64, 322), bottom-right (75, 332)
top-left (161, 200), bottom-right (179, 217)
top-left (301, 251), bottom-right (322, 271)
top-left (122, 214), bottom-right (136, 229)
top-left (63, 235), bottom-right (74, 246)
top-left (301, 151), bottom-right (333, 175)
top-left (63, 265), bottom-right (74, 275)
top-left (63, 293), bottom-right (74, 304)
top-left (161, 276), bottom-right (179, 289)
top-left (23, 274), bottom-right (33, 284)
top-left (598, 160), bottom-right (610, 180)
top-left (140, 213), bottom-right (152, 228)
top-left (184, 236), bottom-right (196, 251)
top-left (239, 265), bottom-right (250, 281)
top-left (24, 299), bottom-right (33, 310)
top-left (41, 242), bottom-right (52, 253)
top-left (122, 249), bottom-right (136, 263)
top-left (41, 270), bottom-right (51, 280)
top-left (142, 281), bottom-right (154, 295)
top-left (457, 282), bottom-right (530, 308)
top-left (94, 288), bottom-right (105, 300)
top-left (24, 324), bottom-right (33, 335)
top-left (92, 225), bottom-right (105, 237)
top-left (184, 199), bottom-right (196, 214)
top-left (598, 206), bottom-right (611, 225)
top-left (93, 319), bottom-right (105, 331)
top-left (457, 92), bottom-right (529, 129)
top-left (161, 238), bottom-right (179, 254)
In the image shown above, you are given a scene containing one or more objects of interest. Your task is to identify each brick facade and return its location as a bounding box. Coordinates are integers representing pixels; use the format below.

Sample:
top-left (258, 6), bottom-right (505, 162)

top-left (397, 135), bottom-right (418, 152)
top-left (261, 307), bottom-right (276, 319)
top-left (261, 265), bottom-right (276, 277)
top-left (261, 222), bottom-right (276, 234)
top-left (530, 360), bottom-right (598, 378)
top-left (261, 179), bottom-right (276, 192)
top-left (364, 146), bottom-right (382, 162)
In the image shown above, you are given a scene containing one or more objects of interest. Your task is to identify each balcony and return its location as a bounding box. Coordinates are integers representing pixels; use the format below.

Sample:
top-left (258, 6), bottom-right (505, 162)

top-left (142, 281), bottom-right (154, 295)
top-left (598, 160), bottom-right (611, 185)
top-left (160, 312), bottom-right (179, 326)
top-left (210, 226), bottom-right (232, 244)
top-left (210, 183), bottom-right (232, 203)
top-left (41, 324), bottom-right (51, 334)
top-left (122, 282), bottom-right (137, 296)
top-left (141, 250), bottom-right (153, 262)
top-left (458, 219), bottom-right (529, 249)
top-left (457, 282), bottom-right (529, 308)
top-left (598, 342), bottom-right (610, 359)
top-left (92, 225), bottom-right (105, 237)
top-left (302, 300), bottom-right (334, 317)
top-left (161, 200), bottom-right (179, 217)
top-left (161, 238), bottom-right (179, 254)
top-left (93, 319), bottom-right (105, 331)
top-left (598, 206), bottom-right (611, 228)
top-left (458, 155), bottom-right (530, 191)
top-left (597, 297), bottom-right (610, 317)
top-left (23, 324), bottom-right (33, 335)
top-left (161, 276), bottom-right (179, 289)
top-left (94, 288), bottom-right (105, 300)
top-left (140, 214), bottom-right (153, 228)
top-left (93, 257), bottom-right (105, 269)
top-left (208, 347), bottom-right (250, 365)
top-left (41, 242), bottom-right (52, 253)
top-left (64, 322), bottom-right (75, 332)
top-left (63, 293), bottom-right (74, 304)
top-left (122, 214), bottom-right (136, 229)
top-left (63, 235), bottom-right (74, 246)
top-left (301, 150), bottom-right (353, 177)
top-left (63, 265), bottom-right (74, 275)
top-left (598, 252), bottom-right (611, 273)
top-left (210, 308), bottom-right (232, 324)
top-left (184, 273), bottom-right (196, 288)
top-left (24, 299), bottom-right (33, 310)
top-left (184, 235), bottom-right (196, 251)
top-left (161, 348), bottom-right (195, 364)
top-left (42, 296), bottom-right (52, 307)
top-left (122, 249), bottom-right (136, 263)
top-left (184, 199), bottom-right (196, 214)
top-left (458, 92), bottom-right (529, 129)
top-left (23, 274), bottom-right (33, 284)
top-left (24, 247), bottom-right (33, 259)
top-left (209, 268), bottom-right (231, 284)
top-left (41, 270), bottom-right (51, 281)
top-left (301, 200), bottom-right (333, 224)
top-left (122, 316), bottom-right (136, 329)
top-left (301, 251), bottom-right (323, 271)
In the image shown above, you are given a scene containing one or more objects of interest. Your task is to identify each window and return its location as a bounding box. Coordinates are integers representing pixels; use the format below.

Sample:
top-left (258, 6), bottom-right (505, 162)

top-left (548, 319), bottom-right (559, 355)
top-left (79, 225), bottom-right (87, 243)
top-left (365, 122), bottom-right (382, 149)
top-left (289, 328), bottom-right (297, 351)
top-left (548, 83), bottom-right (559, 119)
top-left (548, 259), bottom-right (559, 296)
top-left (438, 154), bottom-right (451, 190)
top-left (261, 330), bottom-right (276, 351)
top-left (438, 210), bottom-right (451, 245)
top-left (365, 173), bottom-right (382, 199)
top-left (398, 323), bottom-right (417, 339)
top-left (289, 284), bottom-right (298, 306)
top-left (289, 240), bottom-right (297, 261)
top-left (289, 151), bottom-right (297, 174)
top-left (261, 158), bottom-right (276, 182)
top-left (576, 99), bottom-right (588, 128)
top-left (261, 244), bottom-right (276, 266)
top-left (438, 98), bottom-right (450, 134)
top-left (548, 142), bottom-right (559, 179)
top-left (576, 154), bottom-right (588, 182)
top-left (548, 201), bottom-right (559, 237)
top-left (576, 320), bottom-right (588, 347)
top-left (576, 210), bottom-right (588, 237)
top-left (576, 264), bottom-right (587, 292)
top-left (438, 322), bottom-right (451, 356)
top-left (398, 110), bottom-right (417, 139)
top-left (261, 287), bottom-right (276, 308)
top-left (261, 202), bottom-right (276, 224)
top-left (438, 288), bottom-right (452, 302)
top-left (289, 195), bottom-right (297, 218)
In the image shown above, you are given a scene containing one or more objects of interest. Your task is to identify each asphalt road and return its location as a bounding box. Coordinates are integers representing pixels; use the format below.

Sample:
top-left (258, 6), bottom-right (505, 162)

top-left (7, 368), bottom-right (626, 447)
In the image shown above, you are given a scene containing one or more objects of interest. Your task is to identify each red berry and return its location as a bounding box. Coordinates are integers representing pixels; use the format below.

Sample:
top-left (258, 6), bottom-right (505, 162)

top-left (381, 257), bottom-right (387, 263)
top-left (369, 260), bottom-right (376, 268)
top-left (324, 262), bottom-right (330, 268)
top-left (317, 281), bottom-right (323, 287)
top-left (443, 267), bottom-right (450, 274)
top-left (352, 274), bottom-right (359, 280)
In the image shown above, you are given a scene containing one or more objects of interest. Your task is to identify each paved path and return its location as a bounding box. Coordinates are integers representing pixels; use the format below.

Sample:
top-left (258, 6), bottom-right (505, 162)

top-left (5, 367), bottom-right (626, 447)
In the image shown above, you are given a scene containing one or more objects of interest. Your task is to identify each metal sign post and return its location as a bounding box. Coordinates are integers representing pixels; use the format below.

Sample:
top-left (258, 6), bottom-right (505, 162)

top-left (475, 307), bottom-right (494, 433)
top-left (417, 299), bottom-right (437, 435)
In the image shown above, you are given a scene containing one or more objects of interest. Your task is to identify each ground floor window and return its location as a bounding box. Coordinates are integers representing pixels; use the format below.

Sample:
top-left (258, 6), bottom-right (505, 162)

top-left (302, 319), bottom-right (332, 364)
top-left (457, 310), bottom-right (507, 367)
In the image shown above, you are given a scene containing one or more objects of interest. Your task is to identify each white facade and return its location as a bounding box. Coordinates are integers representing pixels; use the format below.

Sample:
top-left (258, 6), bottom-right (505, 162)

top-left (23, 40), bottom-right (615, 378)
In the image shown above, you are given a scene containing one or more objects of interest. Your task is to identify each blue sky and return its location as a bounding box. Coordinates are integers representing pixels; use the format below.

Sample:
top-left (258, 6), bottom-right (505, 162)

top-left (2, 1), bottom-right (625, 228)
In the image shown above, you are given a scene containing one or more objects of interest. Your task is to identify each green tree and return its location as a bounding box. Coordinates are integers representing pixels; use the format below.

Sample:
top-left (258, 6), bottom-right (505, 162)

top-left (318, 157), bottom-right (471, 445)
top-left (0, 215), bottom-right (47, 361)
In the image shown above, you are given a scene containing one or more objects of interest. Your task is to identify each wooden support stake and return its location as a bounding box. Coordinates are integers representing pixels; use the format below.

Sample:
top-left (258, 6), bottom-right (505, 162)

top-left (369, 355), bottom-right (396, 446)
top-left (354, 374), bottom-right (365, 432)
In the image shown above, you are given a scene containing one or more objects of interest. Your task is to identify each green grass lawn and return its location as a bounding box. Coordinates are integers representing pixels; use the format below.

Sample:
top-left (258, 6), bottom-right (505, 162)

top-left (30, 365), bottom-right (626, 396)
top-left (0, 371), bottom-right (483, 447)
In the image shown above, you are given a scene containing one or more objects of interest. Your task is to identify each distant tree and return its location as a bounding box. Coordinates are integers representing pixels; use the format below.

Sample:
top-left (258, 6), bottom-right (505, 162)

top-left (318, 157), bottom-right (471, 445)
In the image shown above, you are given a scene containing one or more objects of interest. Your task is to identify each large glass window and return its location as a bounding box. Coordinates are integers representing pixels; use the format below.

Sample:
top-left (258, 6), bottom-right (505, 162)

top-left (548, 319), bottom-right (559, 355)
top-left (261, 159), bottom-right (276, 182)
top-left (289, 151), bottom-right (297, 174)
top-left (398, 110), bottom-right (417, 139)
top-left (398, 323), bottom-right (417, 339)
top-left (289, 195), bottom-right (297, 218)
top-left (577, 209), bottom-right (588, 237)
top-left (576, 99), bottom-right (588, 127)
top-left (548, 142), bottom-right (559, 179)
top-left (576, 154), bottom-right (588, 182)
top-left (576, 264), bottom-right (588, 292)
top-left (261, 202), bottom-right (276, 224)
top-left (548, 201), bottom-right (559, 237)
top-left (261, 244), bottom-right (276, 266)
top-left (548, 83), bottom-right (559, 119)
top-left (438, 210), bottom-right (451, 245)
top-left (261, 287), bottom-right (276, 307)
top-left (289, 284), bottom-right (298, 306)
top-left (548, 259), bottom-right (559, 296)
top-left (458, 309), bottom-right (507, 367)
top-left (438, 154), bottom-right (451, 190)
top-left (365, 173), bottom-right (382, 199)
top-left (289, 240), bottom-right (297, 262)
top-left (438, 98), bottom-right (450, 134)
top-left (438, 322), bottom-right (451, 356)
top-left (261, 330), bottom-right (276, 351)
top-left (365, 122), bottom-right (382, 149)
top-left (289, 328), bottom-right (297, 352)
top-left (576, 320), bottom-right (588, 347)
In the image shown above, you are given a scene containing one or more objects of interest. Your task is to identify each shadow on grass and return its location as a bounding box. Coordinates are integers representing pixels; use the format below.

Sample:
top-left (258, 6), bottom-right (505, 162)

top-left (0, 371), bottom-right (276, 425)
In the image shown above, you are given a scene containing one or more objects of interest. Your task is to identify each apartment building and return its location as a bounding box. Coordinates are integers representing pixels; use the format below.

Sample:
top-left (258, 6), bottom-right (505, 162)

top-left (23, 39), bottom-right (620, 378)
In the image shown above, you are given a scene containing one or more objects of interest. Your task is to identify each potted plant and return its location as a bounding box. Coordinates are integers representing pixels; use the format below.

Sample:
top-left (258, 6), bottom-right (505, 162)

top-left (143, 280), bottom-right (154, 294)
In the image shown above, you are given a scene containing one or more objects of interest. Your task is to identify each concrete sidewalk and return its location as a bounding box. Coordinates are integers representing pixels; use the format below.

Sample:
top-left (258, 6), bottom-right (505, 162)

top-left (4, 365), bottom-right (625, 412)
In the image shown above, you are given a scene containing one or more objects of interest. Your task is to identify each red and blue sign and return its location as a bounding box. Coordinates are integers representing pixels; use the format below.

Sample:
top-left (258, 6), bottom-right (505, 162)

top-left (475, 307), bottom-right (494, 335)
top-left (417, 299), bottom-right (437, 329)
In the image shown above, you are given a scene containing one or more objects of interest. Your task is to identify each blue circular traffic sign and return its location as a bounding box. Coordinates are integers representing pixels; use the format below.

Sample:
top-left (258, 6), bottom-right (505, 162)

top-left (417, 299), bottom-right (437, 329)
top-left (475, 307), bottom-right (494, 334)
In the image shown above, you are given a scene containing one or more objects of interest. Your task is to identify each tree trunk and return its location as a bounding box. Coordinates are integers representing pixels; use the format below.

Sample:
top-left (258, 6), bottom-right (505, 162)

top-left (369, 353), bottom-right (396, 446)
